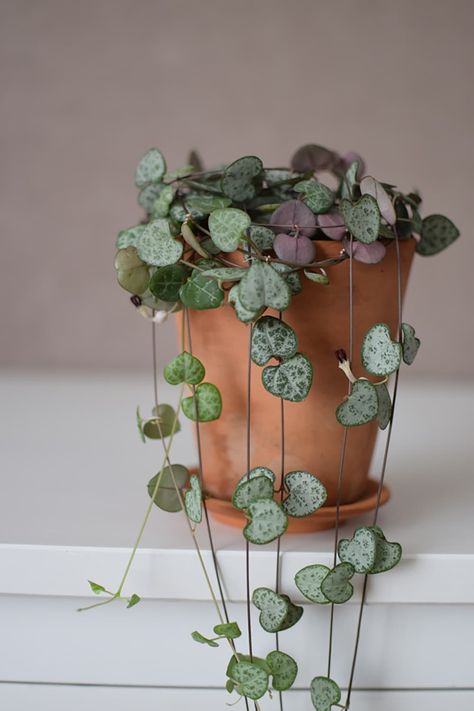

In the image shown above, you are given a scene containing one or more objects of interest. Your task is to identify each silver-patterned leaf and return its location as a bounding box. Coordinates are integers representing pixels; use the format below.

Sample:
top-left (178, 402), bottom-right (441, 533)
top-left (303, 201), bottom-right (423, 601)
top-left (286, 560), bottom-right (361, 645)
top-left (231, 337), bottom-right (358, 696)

top-left (376, 381), bottom-right (392, 430)
top-left (401, 322), bottom-right (421, 365)
top-left (239, 261), bottom-right (291, 312)
top-left (320, 563), bottom-right (354, 604)
top-left (137, 219), bottom-right (183, 266)
top-left (262, 353), bottom-right (313, 402)
top-left (294, 179), bottom-right (334, 214)
top-left (416, 214), bottom-right (460, 256)
top-left (135, 148), bottom-right (166, 187)
top-left (232, 475), bottom-right (275, 510)
top-left (208, 208), bottom-right (251, 252)
top-left (294, 564), bottom-right (331, 604)
top-left (336, 379), bottom-right (378, 427)
top-left (282, 471), bottom-right (327, 517)
top-left (361, 323), bottom-right (401, 376)
top-left (222, 156), bottom-right (264, 202)
top-left (340, 195), bottom-right (381, 244)
top-left (251, 316), bottom-right (298, 366)
top-left (244, 499), bottom-right (288, 545)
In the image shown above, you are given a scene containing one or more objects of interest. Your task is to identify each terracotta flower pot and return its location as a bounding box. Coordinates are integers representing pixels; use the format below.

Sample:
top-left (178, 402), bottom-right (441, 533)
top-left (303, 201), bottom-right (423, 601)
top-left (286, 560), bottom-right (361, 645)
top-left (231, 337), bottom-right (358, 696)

top-left (182, 239), bottom-right (416, 531)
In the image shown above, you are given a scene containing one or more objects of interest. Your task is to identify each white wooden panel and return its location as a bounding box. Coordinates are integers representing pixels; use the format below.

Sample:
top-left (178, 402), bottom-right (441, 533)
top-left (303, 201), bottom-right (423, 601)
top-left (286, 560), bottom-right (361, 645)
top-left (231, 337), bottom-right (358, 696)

top-left (1, 596), bottom-right (473, 688)
top-left (1, 684), bottom-right (473, 711)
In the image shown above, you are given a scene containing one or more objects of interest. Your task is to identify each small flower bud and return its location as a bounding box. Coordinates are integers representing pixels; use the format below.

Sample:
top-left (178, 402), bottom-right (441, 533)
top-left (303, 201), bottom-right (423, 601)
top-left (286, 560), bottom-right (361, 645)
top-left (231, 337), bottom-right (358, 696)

top-left (130, 295), bottom-right (142, 308)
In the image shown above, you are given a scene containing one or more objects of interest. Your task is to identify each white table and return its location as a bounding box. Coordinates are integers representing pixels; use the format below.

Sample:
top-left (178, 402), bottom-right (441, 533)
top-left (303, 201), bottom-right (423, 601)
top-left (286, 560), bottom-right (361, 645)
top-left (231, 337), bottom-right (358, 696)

top-left (1, 372), bottom-right (473, 710)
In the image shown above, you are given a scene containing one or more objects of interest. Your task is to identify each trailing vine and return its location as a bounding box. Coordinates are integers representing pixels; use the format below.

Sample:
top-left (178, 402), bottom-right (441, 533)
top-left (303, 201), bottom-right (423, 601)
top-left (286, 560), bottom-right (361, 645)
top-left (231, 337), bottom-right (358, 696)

top-left (85, 144), bottom-right (458, 709)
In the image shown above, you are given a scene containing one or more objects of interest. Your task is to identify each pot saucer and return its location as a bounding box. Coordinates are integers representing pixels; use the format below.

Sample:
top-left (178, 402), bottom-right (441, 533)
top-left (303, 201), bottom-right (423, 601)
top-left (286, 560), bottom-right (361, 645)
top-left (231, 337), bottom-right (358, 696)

top-left (204, 479), bottom-right (390, 533)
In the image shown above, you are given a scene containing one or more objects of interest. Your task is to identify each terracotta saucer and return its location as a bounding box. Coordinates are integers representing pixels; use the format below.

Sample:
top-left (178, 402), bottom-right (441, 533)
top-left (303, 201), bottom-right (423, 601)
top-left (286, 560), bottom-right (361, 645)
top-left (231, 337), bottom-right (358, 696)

top-left (204, 479), bottom-right (390, 533)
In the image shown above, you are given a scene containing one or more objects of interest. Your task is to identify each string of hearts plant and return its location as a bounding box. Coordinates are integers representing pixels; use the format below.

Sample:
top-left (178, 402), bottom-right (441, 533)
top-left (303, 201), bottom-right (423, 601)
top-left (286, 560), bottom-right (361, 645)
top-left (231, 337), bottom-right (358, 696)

top-left (83, 144), bottom-right (459, 710)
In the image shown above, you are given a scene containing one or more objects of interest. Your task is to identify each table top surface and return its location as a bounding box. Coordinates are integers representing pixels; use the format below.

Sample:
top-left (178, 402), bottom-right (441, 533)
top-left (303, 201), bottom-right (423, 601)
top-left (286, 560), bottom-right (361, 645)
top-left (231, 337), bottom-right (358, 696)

top-left (1, 370), bottom-right (472, 603)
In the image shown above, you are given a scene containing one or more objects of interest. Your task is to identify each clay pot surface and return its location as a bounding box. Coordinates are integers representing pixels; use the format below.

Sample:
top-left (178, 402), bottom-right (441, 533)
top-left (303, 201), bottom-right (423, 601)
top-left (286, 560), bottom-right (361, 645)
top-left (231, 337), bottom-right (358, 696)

top-left (180, 239), bottom-right (415, 514)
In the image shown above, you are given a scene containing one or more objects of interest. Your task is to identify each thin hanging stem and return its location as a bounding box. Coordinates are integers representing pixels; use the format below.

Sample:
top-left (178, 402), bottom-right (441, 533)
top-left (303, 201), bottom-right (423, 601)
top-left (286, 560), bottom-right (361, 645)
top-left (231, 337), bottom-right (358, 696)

top-left (245, 322), bottom-right (254, 663)
top-left (344, 231), bottom-right (403, 709)
top-left (185, 309), bottom-right (232, 625)
top-left (327, 235), bottom-right (354, 678)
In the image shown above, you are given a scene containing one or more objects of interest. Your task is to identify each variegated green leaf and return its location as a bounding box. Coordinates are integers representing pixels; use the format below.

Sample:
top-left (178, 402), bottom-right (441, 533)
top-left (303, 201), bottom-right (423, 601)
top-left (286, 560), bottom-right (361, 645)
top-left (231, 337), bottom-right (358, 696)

top-left (416, 214), bottom-right (460, 255)
top-left (244, 499), bottom-right (288, 545)
top-left (310, 677), bottom-right (341, 711)
top-left (401, 322), bottom-right (421, 365)
top-left (376, 382), bottom-right (392, 430)
top-left (294, 564), bottom-right (331, 604)
top-left (361, 323), bottom-right (401, 376)
top-left (251, 316), bottom-right (298, 366)
top-left (222, 156), bottom-right (264, 202)
top-left (208, 208), bottom-right (251, 252)
top-left (181, 383), bottom-right (222, 422)
top-left (266, 650), bottom-right (298, 691)
top-left (338, 526), bottom-right (378, 573)
top-left (262, 353), bottom-right (313, 402)
top-left (282, 470), bottom-right (327, 517)
top-left (336, 379), bottom-right (378, 427)
top-left (184, 474), bottom-right (202, 523)
top-left (137, 219), bottom-right (183, 266)
top-left (320, 563), bottom-right (354, 604)
top-left (340, 195), bottom-right (381, 244)
top-left (135, 148), bottom-right (166, 187)
top-left (164, 352), bottom-right (205, 385)
top-left (239, 261), bottom-right (291, 312)
top-left (294, 179), bottom-right (334, 214)
top-left (232, 475), bottom-right (274, 510)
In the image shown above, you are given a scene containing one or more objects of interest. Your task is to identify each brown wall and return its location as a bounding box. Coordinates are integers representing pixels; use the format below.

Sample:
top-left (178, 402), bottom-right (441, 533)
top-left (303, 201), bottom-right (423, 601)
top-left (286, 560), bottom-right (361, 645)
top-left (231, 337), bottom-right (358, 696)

top-left (1, 0), bottom-right (472, 375)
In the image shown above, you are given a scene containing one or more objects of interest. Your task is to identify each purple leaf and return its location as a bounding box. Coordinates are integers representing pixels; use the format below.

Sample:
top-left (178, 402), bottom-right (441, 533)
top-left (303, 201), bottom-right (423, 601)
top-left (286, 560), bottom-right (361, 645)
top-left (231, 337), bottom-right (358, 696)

top-left (270, 200), bottom-right (317, 238)
top-left (274, 233), bottom-right (316, 265)
top-left (317, 212), bottom-right (346, 240)
top-left (291, 144), bottom-right (340, 173)
top-left (344, 238), bottom-right (386, 264)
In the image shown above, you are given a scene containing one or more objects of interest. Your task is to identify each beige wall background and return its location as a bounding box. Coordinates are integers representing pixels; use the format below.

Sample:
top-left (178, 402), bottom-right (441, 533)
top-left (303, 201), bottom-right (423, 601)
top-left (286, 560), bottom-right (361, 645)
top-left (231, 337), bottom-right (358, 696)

top-left (1, 0), bottom-right (472, 376)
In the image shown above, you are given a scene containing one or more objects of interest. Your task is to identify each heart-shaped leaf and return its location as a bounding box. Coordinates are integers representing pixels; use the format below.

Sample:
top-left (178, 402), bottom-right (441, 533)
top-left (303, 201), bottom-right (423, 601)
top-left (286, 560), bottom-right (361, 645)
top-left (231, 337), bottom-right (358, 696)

top-left (151, 184), bottom-right (174, 218)
top-left (232, 475), bottom-right (275, 510)
top-left (135, 148), bottom-right (166, 187)
top-left (344, 238), bottom-right (386, 264)
top-left (142, 403), bottom-right (181, 439)
top-left (310, 676), bottom-right (341, 711)
top-left (282, 471), bottom-right (327, 517)
top-left (164, 352), bottom-right (205, 385)
top-left (416, 214), bottom-right (460, 255)
top-left (291, 144), bottom-right (338, 173)
top-left (338, 526), bottom-right (378, 573)
top-left (138, 183), bottom-right (164, 214)
top-left (376, 382), bottom-right (392, 430)
top-left (185, 194), bottom-right (231, 214)
top-left (262, 353), bottom-right (313, 402)
top-left (317, 212), bottom-right (346, 240)
top-left (115, 247), bottom-right (149, 294)
top-left (272, 262), bottom-right (302, 294)
top-left (360, 176), bottom-right (396, 225)
top-left (336, 379), bottom-right (378, 427)
top-left (252, 587), bottom-right (289, 632)
top-left (361, 323), bottom-right (402, 376)
top-left (228, 284), bottom-right (264, 323)
top-left (294, 564), bottom-right (331, 604)
top-left (231, 660), bottom-right (269, 700)
top-left (191, 630), bottom-right (219, 647)
top-left (320, 563), bottom-right (355, 604)
top-left (401, 322), bottom-right (421, 365)
top-left (227, 654), bottom-right (271, 681)
top-left (340, 195), bottom-right (381, 244)
top-left (249, 224), bottom-right (274, 251)
top-left (270, 200), bottom-right (317, 238)
top-left (179, 271), bottom-right (225, 310)
top-left (368, 526), bottom-right (402, 574)
top-left (266, 651), bottom-right (298, 691)
top-left (251, 316), bottom-right (298, 366)
top-left (213, 621), bottom-right (241, 639)
top-left (236, 466), bottom-right (276, 487)
top-left (149, 263), bottom-right (189, 302)
top-left (147, 464), bottom-right (189, 513)
top-left (181, 383), bottom-right (222, 422)
top-left (222, 156), bottom-right (264, 202)
top-left (278, 595), bottom-right (304, 630)
top-left (208, 208), bottom-right (251, 252)
top-left (244, 499), bottom-right (288, 545)
top-left (239, 261), bottom-right (291, 312)
top-left (116, 224), bottom-right (146, 249)
top-left (294, 179), bottom-right (335, 214)
top-left (274, 233), bottom-right (316, 265)
top-left (137, 219), bottom-right (183, 266)
top-left (184, 474), bottom-right (202, 523)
